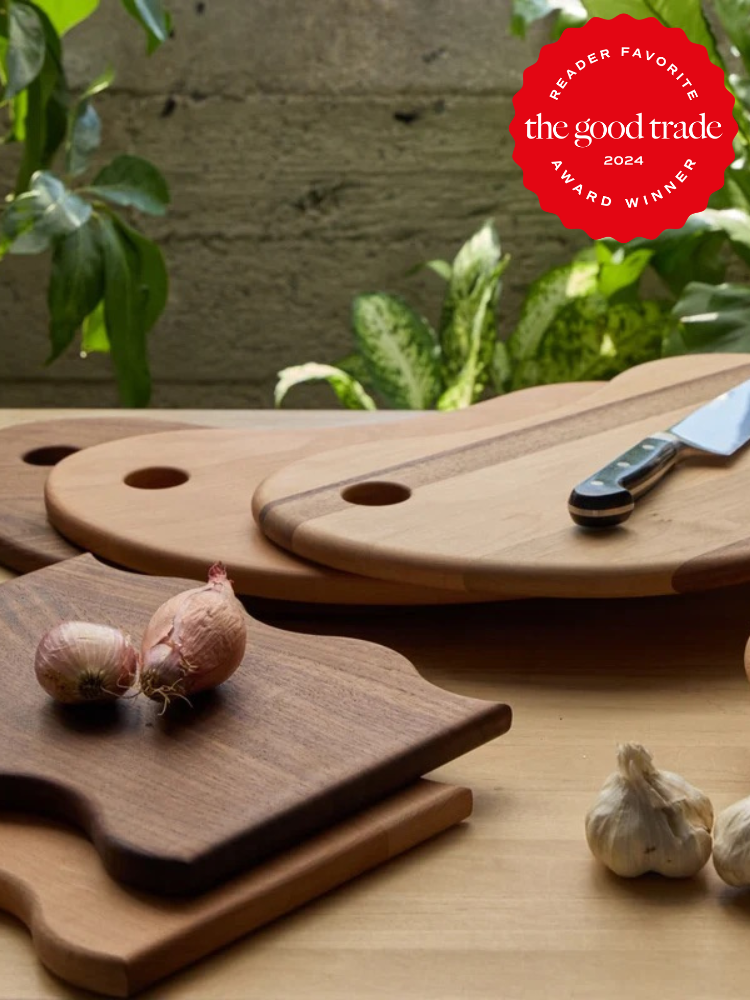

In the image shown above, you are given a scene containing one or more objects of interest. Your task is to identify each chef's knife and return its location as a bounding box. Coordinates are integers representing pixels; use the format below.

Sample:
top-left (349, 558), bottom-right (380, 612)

top-left (568, 379), bottom-right (750, 528)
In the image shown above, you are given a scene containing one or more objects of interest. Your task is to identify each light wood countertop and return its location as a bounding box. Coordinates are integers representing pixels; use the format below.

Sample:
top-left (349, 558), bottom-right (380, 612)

top-left (1, 409), bottom-right (750, 1000)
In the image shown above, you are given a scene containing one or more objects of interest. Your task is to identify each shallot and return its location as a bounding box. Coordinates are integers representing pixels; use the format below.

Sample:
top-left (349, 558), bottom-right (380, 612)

top-left (35, 622), bottom-right (138, 704)
top-left (140, 563), bottom-right (247, 706)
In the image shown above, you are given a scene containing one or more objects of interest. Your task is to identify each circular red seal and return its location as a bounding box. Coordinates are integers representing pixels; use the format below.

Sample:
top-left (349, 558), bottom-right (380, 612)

top-left (510, 15), bottom-right (737, 241)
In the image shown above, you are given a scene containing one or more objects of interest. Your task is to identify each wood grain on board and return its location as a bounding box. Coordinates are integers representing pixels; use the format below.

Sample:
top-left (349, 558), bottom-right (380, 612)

top-left (253, 354), bottom-right (750, 599)
top-left (0, 555), bottom-right (509, 895)
top-left (0, 780), bottom-right (469, 997)
top-left (42, 382), bottom-right (601, 604)
top-left (0, 418), bottom-right (192, 573)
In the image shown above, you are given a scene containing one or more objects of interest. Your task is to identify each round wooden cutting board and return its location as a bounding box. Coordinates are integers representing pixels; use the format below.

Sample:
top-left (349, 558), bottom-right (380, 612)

top-left (253, 354), bottom-right (750, 599)
top-left (43, 382), bottom-right (601, 605)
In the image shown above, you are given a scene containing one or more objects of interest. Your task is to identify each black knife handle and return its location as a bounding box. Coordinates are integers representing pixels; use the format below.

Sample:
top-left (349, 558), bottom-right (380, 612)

top-left (568, 435), bottom-right (685, 528)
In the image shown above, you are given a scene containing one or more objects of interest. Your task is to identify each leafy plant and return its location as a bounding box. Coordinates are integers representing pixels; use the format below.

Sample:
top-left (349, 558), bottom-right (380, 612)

top-left (507, 0), bottom-right (750, 381)
top-left (275, 220), bottom-right (510, 411)
top-left (0, 0), bottom-right (171, 405)
top-left (275, 218), bottom-right (703, 411)
top-left (279, 1), bottom-right (750, 411)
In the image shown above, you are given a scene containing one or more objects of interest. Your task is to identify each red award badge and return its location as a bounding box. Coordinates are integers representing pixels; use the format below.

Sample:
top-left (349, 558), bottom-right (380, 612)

top-left (510, 14), bottom-right (737, 241)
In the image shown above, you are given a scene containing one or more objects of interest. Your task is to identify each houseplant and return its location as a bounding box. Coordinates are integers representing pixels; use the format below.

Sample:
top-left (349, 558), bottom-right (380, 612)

top-left (277, 0), bottom-right (750, 411)
top-left (0, 0), bottom-right (171, 405)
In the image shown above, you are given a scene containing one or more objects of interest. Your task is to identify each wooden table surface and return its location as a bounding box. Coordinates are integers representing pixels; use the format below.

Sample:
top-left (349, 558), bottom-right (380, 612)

top-left (2, 409), bottom-right (750, 1000)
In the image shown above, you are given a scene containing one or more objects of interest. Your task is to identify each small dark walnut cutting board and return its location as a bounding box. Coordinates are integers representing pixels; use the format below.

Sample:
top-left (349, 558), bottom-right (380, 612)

top-left (43, 382), bottom-right (602, 604)
top-left (0, 555), bottom-right (510, 896)
top-left (0, 418), bottom-right (192, 573)
top-left (254, 353), bottom-right (750, 599)
top-left (0, 780), bottom-right (470, 997)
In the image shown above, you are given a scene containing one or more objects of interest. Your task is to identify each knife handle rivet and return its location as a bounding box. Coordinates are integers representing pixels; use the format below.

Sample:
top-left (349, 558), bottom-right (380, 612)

top-left (642, 443), bottom-right (655, 451)
top-left (591, 479), bottom-right (605, 486)
top-left (616, 461), bottom-right (631, 468)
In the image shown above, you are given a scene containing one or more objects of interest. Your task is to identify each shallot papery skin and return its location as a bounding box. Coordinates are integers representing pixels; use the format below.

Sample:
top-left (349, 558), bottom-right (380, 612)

top-left (140, 563), bottom-right (247, 704)
top-left (34, 622), bottom-right (138, 704)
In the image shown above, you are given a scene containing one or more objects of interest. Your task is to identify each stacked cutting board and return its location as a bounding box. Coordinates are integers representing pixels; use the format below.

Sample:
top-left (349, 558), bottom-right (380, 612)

top-left (0, 556), bottom-right (511, 995)
top-left (3, 353), bottom-right (750, 995)
top-left (0, 381), bottom-right (596, 995)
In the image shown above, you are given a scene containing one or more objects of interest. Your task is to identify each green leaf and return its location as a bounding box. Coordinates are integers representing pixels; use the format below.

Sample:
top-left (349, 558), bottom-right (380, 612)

top-left (584, 0), bottom-right (723, 68)
top-left (99, 215), bottom-right (152, 406)
top-left (669, 281), bottom-right (750, 354)
top-left (551, 8), bottom-right (587, 36)
top-left (407, 259), bottom-right (452, 281)
top-left (13, 8), bottom-right (65, 192)
top-left (622, 208), bottom-right (750, 292)
top-left (2, 170), bottom-right (91, 253)
top-left (65, 67), bottom-right (112, 176)
top-left (9, 88), bottom-right (28, 141)
top-left (33, 0), bottom-right (99, 35)
top-left (450, 220), bottom-right (502, 295)
top-left (88, 154), bottom-right (170, 216)
top-left (47, 217), bottom-right (104, 362)
top-left (597, 247), bottom-right (653, 299)
top-left (120, 0), bottom-right (170, 52)
top-left (714, 0), bottom-right (750, 76)
top-left (507, 259), bottom-right (599, 377)
top-left (113, 215), bottom-right (169, 332)
top-left (491, 340), bottom-right (512, 394)
top-left (5, 1), bottom-right (45, 98)
top-left (511, 0), bottom-right (586, 37)
top-left (274, 363), bottom-right (377, 410)
top-left (651, 230), bottom-right (729, 296)
top-left (697, 207), bottom-right (750, 267)
top-left (335, 351), bottom-right (380, 395)
top-left (726, 157), bottom-right (750, 212)
top-left (439, 220), bottom-right (504, 387)
top-left (82, 64), bottom-right (114, 99)
top-left (40, 77), bottom-right (68, 166)
top-left (66, 100), bottom-right (100, 175)
top-left (351, 293), bottom-right (441, 409)
top-left (0, 191), bottom-right (49, 252)
top-left (14, 75), bottom-right (43, 192)
top-left (437, 263), bottom-right (508, 410)
top-left (81, 299), bottom-right (110, 354)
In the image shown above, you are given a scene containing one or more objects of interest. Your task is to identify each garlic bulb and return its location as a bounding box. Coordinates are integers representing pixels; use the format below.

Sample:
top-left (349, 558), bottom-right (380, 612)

top-left (585, 743), bottom-right (713, 878)
top-left (35, 621), bottom-right (138, 704)
top-left (140, 563), bottom-right (247, 706)
top-left (712, 797), bottom-right (750, 886)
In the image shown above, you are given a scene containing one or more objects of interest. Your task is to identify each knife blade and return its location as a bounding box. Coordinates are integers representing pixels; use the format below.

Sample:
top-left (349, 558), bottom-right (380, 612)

top-left (568, 378), bottom-right (750, 528)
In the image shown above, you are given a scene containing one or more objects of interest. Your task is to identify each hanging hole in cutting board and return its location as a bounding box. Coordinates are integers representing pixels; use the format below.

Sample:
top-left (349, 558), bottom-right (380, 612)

top-left (341, 482), bottom-right (412, 506)
top-left (124, 467), bottom-right (189, 490)
top-left (23, 446), bottom-right (80, 467)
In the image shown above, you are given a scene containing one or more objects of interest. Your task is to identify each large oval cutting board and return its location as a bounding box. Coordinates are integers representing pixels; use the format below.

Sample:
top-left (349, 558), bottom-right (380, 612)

top-left (0, 418), bottom-right (193, 573)
top-left (43, 382), bottom-right (600, 605)
top-left (0, 555), bottom-right (510, 895)
top-left (253, 354), bottom-right (750, 599)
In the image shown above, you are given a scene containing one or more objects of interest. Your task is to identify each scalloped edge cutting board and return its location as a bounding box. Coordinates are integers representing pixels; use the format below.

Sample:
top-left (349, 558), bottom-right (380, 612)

top-left (253, 354), bottom-right (750, 599)
top-left (0, 418), bottom-right (195, 573)
top-left (0, 555), bottom-right (509, 895)
top-left (42, 382), bottom-right (601, 605)
top-left (0, 781), bottom-right (469, 997)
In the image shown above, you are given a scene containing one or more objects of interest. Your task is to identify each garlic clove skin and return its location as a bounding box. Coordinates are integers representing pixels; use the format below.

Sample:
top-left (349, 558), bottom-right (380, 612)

top-left (712, 796), bottom-right (750, 887)
top-left (585, 743), bottom-right (713, 878)
top-left (140, 563), bottom-right (247, 705)
top-left (35, 621), bottom-right (138, 704)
